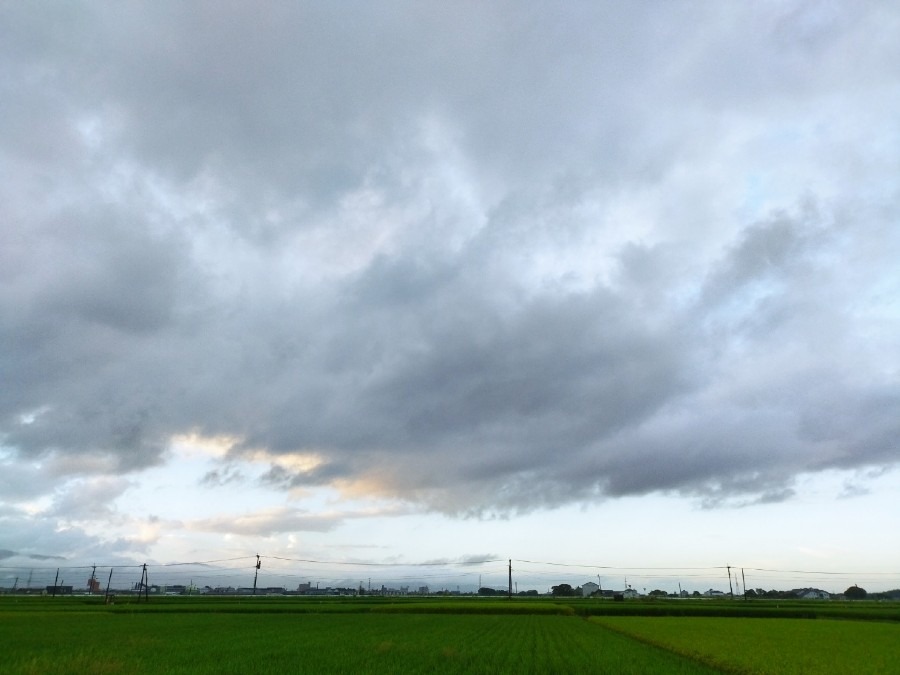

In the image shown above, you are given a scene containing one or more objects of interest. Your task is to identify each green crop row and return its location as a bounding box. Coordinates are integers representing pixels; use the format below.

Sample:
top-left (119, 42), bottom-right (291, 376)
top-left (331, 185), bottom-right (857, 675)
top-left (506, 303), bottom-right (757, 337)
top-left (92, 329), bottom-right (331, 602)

top-left (2, 595), bottom-right (898, 621)
top-left (591, 615), bottom-right (900, 675)
top-left (568, 599), bottom-right (900, 622)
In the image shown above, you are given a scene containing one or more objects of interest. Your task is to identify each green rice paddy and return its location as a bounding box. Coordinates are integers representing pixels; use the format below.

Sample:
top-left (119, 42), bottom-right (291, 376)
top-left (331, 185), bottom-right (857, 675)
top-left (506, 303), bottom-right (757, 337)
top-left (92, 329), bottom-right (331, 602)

top-left (1, 596), bottom-right (897, 674)
top-left (592, 615), bottom-right (900, 674)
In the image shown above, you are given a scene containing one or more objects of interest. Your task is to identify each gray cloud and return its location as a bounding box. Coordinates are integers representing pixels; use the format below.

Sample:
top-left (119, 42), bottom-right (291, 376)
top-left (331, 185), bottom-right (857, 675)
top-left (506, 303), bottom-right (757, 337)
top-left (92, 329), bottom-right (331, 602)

top-left (47, 477), bottom-right (133, 521)
top-left (1, 1), bottom-right (898, 522)
top-left (199, 466), bottom-right (245, 488)
top-left (0, 549), bottom-right (66, 562)
top-left (0, 507), bottom-right (143, 568)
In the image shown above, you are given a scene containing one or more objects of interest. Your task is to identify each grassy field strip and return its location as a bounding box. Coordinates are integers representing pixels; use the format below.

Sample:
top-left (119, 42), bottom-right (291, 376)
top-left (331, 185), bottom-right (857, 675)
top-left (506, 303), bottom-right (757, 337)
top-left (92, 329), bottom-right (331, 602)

top-left (590, 616), bottom-right (900, 674)
top-left (0, 611), bottom-right (720, 674)
top-left (576, 601), bottom-right (900, 622)
top-left (0, 598), bottom-right (577, 615)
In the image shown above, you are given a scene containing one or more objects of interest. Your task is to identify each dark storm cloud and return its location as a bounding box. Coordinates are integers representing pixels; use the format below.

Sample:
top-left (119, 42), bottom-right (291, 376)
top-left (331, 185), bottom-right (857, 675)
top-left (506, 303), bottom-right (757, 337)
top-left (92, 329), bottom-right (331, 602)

top-left (1, 1), bottom-right (898, 517)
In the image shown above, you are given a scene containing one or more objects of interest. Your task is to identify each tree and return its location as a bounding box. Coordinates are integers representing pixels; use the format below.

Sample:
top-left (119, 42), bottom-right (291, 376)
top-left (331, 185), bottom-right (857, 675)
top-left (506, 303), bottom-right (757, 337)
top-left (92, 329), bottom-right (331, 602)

top-left (648, 589), bottom-right (667, 597)
top-left (551, 583), bottom-right (576, 597)
top-left (845, 585), bottom-right (867, 600)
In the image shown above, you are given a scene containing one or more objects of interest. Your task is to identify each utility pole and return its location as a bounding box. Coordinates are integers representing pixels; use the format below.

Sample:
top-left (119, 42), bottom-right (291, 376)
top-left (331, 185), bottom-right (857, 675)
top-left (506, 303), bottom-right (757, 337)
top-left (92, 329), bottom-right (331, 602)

top-left (253, 554), bottom-right (261, 595)
top-left (137, 563), bottom-right (149, 602)
top-left (90, 565), bottom-right (97, 594)
top-left (508, 560), bottom-right (512, 600)
top-left (52, 568), bottom-right (59, 597)
top-left (742, 568), bottom-right (747, 602)
top-left (726, 565), bottom-right (734, 599)
top-left (105, 568), bottom-right (114, 604)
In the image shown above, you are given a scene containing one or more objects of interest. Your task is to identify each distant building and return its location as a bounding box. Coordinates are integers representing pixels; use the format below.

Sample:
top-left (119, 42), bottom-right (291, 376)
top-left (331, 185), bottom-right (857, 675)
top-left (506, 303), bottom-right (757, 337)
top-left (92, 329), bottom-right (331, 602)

top-left (581, 582), bottom-right (599, 597)
top-left (46, 586), bottom-right (73, 595)
top-left (87, 577), bottom-right (101, 593)
top-left (794, 588), bottom-right (830, 600)
top-left (599, 588), bottom-right (639, 599)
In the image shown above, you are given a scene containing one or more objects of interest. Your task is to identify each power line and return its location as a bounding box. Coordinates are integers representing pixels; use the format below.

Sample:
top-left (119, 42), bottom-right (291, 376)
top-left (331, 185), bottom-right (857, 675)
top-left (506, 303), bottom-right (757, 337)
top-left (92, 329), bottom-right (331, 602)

top-left (264, 555), bottom-right (504, 567)
top-left (1, 555), bottom-right (895, 593)
top-left (514, 559), bottom-right (728, 570)
top-left (744, 567), bottom-right (897, 576)
top-left (159, 556), bottom-right (257, 567)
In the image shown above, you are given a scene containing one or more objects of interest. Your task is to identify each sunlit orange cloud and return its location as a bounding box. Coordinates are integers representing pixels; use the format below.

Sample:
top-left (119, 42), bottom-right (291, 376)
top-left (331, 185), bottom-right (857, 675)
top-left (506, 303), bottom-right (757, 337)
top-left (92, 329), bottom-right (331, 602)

top-left (168, 433), bottom-right (238, 459)
top-left (171, 433), bottom-right (328, 474)
top-left (244, 449), bottom-right (325, 474)
top-left (330, 467), bottom-right (414, 502)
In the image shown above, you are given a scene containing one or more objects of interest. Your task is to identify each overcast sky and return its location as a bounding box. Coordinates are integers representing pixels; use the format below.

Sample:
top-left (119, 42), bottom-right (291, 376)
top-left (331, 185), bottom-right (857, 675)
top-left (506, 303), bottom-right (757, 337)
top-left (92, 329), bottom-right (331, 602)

top-left (1, 1), bottom-right (898, 593)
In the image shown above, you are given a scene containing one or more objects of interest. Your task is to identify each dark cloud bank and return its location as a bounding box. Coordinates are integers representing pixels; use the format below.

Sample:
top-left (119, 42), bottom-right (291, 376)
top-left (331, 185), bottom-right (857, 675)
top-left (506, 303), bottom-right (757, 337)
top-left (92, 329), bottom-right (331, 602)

top-left (1, 2), bottom-right (898, 516)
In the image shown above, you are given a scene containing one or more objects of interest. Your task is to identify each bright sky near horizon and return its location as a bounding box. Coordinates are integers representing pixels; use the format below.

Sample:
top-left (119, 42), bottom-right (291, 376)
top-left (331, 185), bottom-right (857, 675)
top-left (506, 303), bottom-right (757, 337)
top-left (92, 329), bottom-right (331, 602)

top-left (1, 1), bottom-right (899, 595)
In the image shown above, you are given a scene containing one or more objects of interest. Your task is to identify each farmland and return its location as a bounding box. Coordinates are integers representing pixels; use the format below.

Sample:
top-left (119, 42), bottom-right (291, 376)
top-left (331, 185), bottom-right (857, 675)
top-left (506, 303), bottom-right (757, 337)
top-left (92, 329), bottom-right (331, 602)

top-left (592, 615), bottom-right (900, 674)
top-left (1, 596), bottom-right (898, 673)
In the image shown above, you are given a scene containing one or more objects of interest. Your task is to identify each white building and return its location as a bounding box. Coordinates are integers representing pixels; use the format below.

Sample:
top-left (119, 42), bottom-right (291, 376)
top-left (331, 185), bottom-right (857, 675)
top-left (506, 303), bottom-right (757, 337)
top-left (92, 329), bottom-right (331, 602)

top-left (795, 588), bottom-right (830, 600)
top-left (582, 581), bottom-right (599, 597)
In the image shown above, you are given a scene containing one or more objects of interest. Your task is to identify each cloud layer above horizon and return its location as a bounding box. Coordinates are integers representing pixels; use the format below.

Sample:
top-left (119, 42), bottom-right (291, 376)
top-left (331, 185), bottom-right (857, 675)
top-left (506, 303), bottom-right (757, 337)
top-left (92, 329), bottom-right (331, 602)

top-left (2, 0), bottom-right (898, 542)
